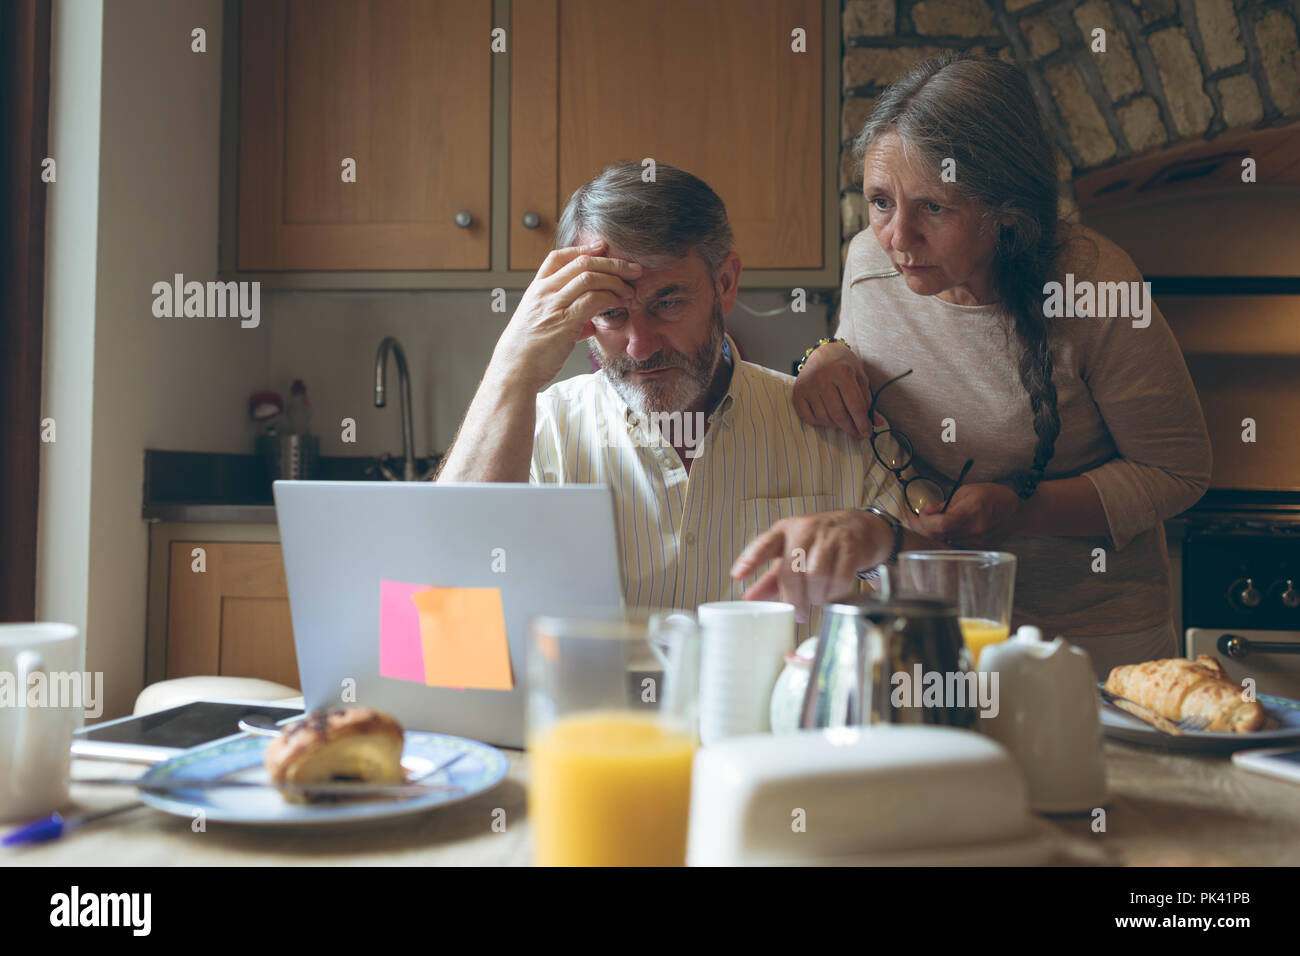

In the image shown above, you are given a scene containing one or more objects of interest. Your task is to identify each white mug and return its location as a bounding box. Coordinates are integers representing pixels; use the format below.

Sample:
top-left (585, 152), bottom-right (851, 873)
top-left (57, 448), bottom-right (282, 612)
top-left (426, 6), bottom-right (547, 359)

top-left (0, 623), bottom-right (84, 822)
top-left (697, 602), bottom-right (795, 745)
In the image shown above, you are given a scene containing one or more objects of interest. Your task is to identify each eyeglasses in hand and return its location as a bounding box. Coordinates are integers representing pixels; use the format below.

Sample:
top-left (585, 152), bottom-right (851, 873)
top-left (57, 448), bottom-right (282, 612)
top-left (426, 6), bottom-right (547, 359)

top-left (867, 369), bottom-right (975, 517)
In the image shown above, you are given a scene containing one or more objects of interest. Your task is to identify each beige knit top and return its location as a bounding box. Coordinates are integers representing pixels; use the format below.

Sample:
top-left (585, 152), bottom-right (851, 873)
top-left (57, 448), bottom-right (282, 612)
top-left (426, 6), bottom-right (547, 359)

top-left (836, 224), bottom-right (1212, 639)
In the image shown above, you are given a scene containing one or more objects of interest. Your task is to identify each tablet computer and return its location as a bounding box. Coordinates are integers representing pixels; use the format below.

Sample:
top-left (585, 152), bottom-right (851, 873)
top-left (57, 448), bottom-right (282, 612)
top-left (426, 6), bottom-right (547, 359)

top-left (1232, 745), bottom-right (1300, 786)
top-left (71, 699), bottom-right (304, 763)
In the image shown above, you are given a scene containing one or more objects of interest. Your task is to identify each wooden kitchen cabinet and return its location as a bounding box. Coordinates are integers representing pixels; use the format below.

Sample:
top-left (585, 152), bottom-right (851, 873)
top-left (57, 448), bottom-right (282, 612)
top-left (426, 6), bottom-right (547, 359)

top-left (236, 0), bottom-right (492, 270)
top-left (222, 0), bottom-right (840, 287)
top-left (510, 0), bottom-right (825, 272)
top-left (164, 541), bottom-right (300, 689)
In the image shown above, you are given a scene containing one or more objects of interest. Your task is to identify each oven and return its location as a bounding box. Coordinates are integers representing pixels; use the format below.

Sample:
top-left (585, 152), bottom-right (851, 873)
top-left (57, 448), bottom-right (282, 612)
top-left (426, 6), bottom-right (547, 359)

top-left (1182, 492), bottom-right (1300, 698)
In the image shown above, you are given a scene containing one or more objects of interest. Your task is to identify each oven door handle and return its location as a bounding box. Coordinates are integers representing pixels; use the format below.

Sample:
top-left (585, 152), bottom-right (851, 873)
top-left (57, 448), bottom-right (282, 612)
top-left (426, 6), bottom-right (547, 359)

top-left (1218, 634), bottom-right (1300, 660)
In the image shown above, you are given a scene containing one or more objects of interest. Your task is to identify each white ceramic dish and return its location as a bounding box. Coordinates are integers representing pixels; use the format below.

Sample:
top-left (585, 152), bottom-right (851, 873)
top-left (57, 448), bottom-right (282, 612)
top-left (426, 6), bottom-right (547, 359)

top-left (741, 820), bottom-right (1057, 867)
top-left (688, 725), bottom-right (1045, 866)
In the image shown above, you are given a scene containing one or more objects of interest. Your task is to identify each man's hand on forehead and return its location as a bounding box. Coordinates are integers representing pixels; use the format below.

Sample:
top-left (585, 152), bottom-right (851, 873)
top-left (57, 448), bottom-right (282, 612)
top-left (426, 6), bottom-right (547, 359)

top-left (589, 246), bottom-right (700, 303)
top-left (580, 235), bottom-right (636, 266)
top-left (576, 234), bottom-right (696, 286)
top-left (484, 239), bottom-right (645, 392)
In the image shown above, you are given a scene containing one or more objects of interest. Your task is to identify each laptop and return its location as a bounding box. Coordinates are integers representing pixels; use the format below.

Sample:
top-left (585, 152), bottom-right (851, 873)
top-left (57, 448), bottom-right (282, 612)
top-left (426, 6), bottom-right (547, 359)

top-left (273, 481), bottom-right (625, 748)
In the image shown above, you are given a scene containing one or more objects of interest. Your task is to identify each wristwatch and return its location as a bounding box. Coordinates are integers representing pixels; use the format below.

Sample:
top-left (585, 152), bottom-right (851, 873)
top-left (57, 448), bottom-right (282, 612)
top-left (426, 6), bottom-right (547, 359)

top-left (859, 505), bottom-right (904, 574)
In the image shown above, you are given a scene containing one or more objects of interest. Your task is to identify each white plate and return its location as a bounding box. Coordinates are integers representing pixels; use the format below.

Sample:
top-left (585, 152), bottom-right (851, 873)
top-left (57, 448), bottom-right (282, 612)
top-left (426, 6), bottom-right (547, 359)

top-left (137, 731), bottom-right (508, 826)
top-left (1098, 689), bottom-right (1300, 754)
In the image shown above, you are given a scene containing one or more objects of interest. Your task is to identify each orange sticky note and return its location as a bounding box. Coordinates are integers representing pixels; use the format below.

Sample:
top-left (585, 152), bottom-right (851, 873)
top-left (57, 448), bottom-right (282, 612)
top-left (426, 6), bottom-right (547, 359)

top-left (411, 587), bottom-right (513, 691)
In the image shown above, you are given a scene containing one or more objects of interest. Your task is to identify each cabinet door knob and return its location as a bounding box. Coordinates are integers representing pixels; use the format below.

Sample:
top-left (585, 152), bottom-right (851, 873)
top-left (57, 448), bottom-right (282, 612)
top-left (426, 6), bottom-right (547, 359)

top-left (454, 211), bottom-right (473, 228)
top-left (521, 211), bottom-right (541, 229)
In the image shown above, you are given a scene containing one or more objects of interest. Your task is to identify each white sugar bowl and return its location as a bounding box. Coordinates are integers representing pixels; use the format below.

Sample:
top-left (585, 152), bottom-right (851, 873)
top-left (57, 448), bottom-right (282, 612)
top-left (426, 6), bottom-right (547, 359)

top-left (978, 626), bottom-right (1108, 814)
top-left (769, 638), bottom-right (817, 734)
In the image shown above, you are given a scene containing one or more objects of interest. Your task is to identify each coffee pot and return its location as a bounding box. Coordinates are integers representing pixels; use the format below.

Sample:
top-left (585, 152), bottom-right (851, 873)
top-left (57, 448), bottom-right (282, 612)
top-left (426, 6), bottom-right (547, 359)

top-left (799, 595), bottom-right (978, 730)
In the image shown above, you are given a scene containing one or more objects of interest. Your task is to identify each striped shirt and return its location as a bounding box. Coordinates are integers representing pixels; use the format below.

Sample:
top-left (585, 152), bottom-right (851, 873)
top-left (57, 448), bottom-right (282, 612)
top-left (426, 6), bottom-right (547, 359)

top-left (530, 339), bottom-right (907, 630)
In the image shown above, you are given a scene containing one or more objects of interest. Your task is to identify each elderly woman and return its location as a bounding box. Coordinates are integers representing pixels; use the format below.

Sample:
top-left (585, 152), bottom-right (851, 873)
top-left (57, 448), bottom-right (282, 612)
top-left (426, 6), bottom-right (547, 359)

top-left (791, 52), bottom-right (1211, 674)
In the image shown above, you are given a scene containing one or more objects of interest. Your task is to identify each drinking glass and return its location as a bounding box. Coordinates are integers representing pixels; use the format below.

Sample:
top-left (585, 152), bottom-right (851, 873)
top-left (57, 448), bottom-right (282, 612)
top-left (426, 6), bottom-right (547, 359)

top-left (527, 608), bottom-right (700, 866)
top-left (890, 552), bottom-right (1017, 667)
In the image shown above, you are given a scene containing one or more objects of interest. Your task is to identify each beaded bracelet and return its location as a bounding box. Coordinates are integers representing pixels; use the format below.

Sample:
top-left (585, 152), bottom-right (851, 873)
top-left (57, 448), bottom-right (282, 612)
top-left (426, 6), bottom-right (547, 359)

top-left (795, 337), bottom-right (848, 375)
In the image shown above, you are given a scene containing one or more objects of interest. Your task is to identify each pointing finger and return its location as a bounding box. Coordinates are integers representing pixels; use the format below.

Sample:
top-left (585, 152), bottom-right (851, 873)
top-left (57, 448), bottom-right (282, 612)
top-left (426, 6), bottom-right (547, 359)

top-left (742, 566), bottom-right (782, 602)
top-left (732, 527), bottom-right (786, 579)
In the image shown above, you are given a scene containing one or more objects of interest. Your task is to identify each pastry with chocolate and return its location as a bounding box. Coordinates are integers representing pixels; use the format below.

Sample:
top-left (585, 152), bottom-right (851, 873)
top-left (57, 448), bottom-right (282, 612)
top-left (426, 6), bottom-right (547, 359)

top-left (264, 707), bottom-right (405, 802)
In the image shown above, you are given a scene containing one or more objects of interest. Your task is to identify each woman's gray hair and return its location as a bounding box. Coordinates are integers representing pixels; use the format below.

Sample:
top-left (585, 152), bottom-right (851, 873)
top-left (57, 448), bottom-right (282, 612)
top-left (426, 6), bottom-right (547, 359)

top-left (853, 52), bottom-right (1062, 498)
top-left (555, 162), bottom-right (734, 280)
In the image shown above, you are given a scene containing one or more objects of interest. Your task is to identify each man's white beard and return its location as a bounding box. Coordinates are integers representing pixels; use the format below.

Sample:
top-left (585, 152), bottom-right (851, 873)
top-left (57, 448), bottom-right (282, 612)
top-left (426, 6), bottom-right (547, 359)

top-left (594, 306), bottom-right (725, 416)
top-left (607, 363), bottom-right (711, 416)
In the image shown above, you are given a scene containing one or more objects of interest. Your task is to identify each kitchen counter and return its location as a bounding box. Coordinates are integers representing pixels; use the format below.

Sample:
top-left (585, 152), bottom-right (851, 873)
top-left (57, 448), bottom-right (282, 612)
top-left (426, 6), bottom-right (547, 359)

top-left (146, 503), bottom-right (278, 524)
top-left (141, 449), bottom-right (427, 524)
top-left (141, 449), bottom-right (1225, 536)
top-left (6, 741), bottom-right (1299, 866)
top-left (150, 504), bottom-right (1193, 538)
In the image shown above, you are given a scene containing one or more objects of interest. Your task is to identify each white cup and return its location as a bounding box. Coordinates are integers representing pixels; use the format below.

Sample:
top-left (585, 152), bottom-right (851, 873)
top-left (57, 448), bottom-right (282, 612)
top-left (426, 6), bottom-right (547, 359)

top-left (0, 623), bottom-right (84, 822)
top-left (697, 602), bottom-right (795, 746)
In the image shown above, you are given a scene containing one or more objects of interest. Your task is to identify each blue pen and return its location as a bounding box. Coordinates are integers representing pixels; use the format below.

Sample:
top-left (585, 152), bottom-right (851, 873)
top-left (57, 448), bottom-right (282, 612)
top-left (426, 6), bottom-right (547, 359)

top-left (2, 802), bottom-right (141, 847)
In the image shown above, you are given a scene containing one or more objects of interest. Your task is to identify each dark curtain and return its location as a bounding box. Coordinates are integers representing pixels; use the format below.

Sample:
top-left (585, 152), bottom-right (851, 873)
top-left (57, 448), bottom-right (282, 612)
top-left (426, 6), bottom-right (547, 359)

top-left (0, 0), bottom-right (52, 621)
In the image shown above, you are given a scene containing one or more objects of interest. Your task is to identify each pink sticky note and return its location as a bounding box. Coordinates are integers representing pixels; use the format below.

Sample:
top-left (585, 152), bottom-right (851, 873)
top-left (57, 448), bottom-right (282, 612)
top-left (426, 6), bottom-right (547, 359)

top-left (379, 579), bottom-right (433, 683)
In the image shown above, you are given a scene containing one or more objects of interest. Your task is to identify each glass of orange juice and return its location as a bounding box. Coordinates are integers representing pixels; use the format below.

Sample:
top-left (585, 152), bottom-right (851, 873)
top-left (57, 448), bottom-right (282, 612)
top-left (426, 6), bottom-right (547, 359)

top-left (890, 552), bottom-right (1016, 668)
top-left (527, 608), bottom-right (700, 867)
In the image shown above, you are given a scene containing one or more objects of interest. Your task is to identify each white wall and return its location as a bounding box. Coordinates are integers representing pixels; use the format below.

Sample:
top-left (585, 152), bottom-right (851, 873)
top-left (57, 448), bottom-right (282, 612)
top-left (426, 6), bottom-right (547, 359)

top-left (37, 0), bottom-right (103, 682)
top-left (41, 0), bottom-right (268, 719)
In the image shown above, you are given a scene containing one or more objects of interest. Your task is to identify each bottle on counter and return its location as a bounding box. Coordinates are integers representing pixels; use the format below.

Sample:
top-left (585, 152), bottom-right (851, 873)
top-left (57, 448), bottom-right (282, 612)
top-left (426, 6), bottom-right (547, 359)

top-left (278, 379), bottom-right (318, 479)
top-left (285, 379), bottom-right (312, 436)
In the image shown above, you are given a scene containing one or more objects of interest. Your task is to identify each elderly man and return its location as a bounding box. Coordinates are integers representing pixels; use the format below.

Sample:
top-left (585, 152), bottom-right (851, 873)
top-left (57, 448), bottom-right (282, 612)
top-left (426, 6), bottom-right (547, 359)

top-left (437, 162), bottom-right (931, 621)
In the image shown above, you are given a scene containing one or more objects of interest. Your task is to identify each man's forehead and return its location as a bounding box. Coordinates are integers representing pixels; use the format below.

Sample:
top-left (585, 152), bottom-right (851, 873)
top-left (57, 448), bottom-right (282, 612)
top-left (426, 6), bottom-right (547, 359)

top-left (578, 231), bottom-right (707, 291)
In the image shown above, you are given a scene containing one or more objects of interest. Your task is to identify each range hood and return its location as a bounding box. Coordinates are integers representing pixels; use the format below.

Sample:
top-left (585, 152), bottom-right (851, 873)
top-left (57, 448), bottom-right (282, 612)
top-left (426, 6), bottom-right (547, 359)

top-left (1075, 122), bottom-right (1300, 494)
top-left (1076, 122), bottom-right (1300, 285)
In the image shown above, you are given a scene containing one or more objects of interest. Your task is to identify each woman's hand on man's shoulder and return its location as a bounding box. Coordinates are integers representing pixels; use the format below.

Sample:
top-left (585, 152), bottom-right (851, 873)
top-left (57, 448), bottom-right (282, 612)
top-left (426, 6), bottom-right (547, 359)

top-left (792, 342), bottom-right (879, 440)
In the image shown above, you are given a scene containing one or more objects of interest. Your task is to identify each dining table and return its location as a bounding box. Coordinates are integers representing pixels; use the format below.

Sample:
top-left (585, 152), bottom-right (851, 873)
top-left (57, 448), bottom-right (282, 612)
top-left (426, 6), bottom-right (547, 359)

top-left (4, 737), bottom-right (1300, 866)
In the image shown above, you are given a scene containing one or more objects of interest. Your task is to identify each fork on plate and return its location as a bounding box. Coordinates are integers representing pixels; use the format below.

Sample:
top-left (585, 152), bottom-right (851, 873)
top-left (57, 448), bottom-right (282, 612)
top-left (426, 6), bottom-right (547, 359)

top-left (1098, 688), bottom-right (1210, 735)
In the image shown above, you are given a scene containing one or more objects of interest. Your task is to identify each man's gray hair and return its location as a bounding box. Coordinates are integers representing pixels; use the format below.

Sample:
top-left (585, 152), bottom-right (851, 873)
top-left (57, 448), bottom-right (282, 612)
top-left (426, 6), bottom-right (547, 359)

top-left (555, 162), bottom-right (734, 278)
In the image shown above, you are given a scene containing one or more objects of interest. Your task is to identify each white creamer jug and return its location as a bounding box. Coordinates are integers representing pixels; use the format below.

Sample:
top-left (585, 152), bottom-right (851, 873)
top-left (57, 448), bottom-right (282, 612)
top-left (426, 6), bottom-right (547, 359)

top-left (979, 626), bottom-right (1108, 814)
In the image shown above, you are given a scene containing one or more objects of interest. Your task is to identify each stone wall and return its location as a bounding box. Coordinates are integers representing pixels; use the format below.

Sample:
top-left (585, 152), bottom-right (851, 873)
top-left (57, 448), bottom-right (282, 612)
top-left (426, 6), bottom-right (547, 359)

top-left (840, 0), bottom-right (1300, 255)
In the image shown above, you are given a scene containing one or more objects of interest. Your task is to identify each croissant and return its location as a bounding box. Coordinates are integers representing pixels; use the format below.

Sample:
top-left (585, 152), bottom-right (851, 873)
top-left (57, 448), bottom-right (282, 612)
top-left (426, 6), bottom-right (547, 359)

top-left (264, 707), bottom-right (405, 803)
top-left (1105, 655), bottom-right (1265, 733)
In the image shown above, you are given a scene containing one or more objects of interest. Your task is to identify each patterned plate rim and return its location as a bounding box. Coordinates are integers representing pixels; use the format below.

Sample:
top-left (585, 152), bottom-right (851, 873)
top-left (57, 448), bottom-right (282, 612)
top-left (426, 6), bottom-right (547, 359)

top-left (137, 731), bottom-right (509, 825)
top-left (1096, 682), bottom-right (1300, 738)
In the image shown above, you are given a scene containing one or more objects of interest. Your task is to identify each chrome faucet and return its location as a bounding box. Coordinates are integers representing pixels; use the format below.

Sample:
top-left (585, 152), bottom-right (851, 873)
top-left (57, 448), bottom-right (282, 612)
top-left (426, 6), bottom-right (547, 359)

top-left (373, 336), bottom-right (419, 480)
